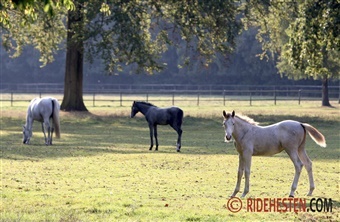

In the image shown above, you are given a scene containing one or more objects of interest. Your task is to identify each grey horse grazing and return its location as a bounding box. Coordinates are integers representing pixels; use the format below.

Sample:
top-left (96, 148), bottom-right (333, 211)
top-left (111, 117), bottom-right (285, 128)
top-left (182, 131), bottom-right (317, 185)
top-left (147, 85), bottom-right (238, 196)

top-left (223, 110), bottom-right (326, 198)
top-left (23, 97), bottom-right (61, 145)
top-left (130, 101), bottom-right (183, 152)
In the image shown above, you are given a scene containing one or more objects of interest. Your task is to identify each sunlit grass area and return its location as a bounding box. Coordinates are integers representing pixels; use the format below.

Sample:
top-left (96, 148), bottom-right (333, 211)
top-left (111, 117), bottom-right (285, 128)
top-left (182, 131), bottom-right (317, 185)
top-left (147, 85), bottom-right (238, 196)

top-left (1, 99), bottom-right (339, 221)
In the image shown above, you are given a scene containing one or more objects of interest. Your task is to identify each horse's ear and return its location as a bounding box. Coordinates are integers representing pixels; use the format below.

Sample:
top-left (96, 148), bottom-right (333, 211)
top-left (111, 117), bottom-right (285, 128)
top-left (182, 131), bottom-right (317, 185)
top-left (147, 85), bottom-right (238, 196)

top-left (223, 110), bottom-right (227, 118)
top-left (232, 110), bottom-right (235, 117)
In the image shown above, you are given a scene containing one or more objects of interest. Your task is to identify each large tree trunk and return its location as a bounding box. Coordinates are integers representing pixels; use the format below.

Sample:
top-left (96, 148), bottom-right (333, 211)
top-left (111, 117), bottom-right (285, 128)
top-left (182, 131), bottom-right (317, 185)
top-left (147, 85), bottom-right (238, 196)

top-left (321, 76), bottom-right (331, 107)
top-left (60, 5), bottom-right (87, 111)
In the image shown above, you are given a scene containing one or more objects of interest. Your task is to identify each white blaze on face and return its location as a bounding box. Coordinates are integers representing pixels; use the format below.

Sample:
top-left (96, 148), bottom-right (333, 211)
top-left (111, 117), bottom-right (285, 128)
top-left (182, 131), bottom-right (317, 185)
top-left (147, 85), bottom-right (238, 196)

top-left (223, 118), bottom-right (234, 141)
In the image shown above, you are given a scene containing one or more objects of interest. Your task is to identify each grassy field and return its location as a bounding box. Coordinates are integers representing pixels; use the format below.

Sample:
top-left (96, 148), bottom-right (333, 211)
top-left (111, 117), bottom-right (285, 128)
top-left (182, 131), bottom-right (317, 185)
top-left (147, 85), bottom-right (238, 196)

top-left (1, 100), bottom-right (339, 221)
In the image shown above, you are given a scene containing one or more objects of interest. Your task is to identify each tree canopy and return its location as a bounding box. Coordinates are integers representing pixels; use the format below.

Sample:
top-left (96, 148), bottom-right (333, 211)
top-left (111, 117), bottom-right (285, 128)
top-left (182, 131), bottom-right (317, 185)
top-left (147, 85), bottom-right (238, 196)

top-left (1, 0), bottom-right (73, 65)
top-left (244, 0), bottom-right (340, 80)
top-left (2, 0), bottom-right (241, 73)
top-left (1, 0), bottom-right (339, 109)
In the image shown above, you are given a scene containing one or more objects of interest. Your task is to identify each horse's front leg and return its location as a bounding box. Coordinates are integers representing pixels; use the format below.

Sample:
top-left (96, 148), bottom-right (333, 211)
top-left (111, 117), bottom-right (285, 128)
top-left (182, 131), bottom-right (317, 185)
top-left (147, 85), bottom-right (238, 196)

top-left (154, 125), bottom-right (159, 151)
top-left (241, 151), bottom-right (252, 198)
top-left (231, 154), bottom-right (244, 197)
top-left (149, 125), bottom-right (154, 150)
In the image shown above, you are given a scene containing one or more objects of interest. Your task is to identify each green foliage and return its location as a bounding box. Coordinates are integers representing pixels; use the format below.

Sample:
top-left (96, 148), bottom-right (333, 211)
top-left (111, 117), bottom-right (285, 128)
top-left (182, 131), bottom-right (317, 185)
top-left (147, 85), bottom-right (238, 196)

top-left (243, 0), bottom-right (340, 81)
top-left (83, 0), bottom-right (241, 74)
top-left (1, 1), bottom-right (69, 66)
top-left (283, 0), bottom-right (340, 79)
top-left (0, 0), bottom-right (74, 28)
top-left (1, 0), bottom-right (241, 74)
top-left (2, 0), bottom-right (338, 79)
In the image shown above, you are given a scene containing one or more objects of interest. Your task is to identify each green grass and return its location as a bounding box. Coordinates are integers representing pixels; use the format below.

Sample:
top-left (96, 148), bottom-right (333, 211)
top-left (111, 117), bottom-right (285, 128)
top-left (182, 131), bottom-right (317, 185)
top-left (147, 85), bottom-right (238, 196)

top-left (1, 101), bottom-right (339, 221)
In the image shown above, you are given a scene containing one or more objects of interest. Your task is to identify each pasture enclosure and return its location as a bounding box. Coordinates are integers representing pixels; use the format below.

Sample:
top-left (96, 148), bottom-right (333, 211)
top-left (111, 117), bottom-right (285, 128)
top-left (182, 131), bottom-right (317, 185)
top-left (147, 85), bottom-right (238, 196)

top-left (1, 92), bottom-right (340, 109)
top-left (1, 84), bottom-right (339, 107)
top-left (1, 101), bottom-right (339, 221)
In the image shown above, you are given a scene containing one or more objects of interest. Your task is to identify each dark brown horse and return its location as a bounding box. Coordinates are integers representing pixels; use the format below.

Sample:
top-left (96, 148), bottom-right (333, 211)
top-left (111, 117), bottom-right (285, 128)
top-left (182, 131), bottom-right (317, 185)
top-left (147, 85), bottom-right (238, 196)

top-left (131, 101), bottom-right (183, 152)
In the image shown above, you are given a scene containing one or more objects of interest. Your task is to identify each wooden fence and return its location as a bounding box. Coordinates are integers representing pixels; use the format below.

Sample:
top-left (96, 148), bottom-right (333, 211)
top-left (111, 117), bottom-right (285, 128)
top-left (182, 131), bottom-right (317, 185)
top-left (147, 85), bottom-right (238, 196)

top-left (1, 88), bottom-right (339, 107)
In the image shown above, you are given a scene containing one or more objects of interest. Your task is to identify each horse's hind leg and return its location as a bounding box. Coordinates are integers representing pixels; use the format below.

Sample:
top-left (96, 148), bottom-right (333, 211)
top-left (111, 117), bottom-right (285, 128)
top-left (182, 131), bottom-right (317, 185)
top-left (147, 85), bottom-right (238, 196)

top-left (176, 128), bottom-right (182, 152)
top-left (41, 123), bottom-right (48, 145)
top-left (298, 146), bottom-right (314, 196)
top-left (286, 149), bottom-right (303, 197)
top-left (43, 120), bottom-right (51, 145)
top-left (50, 127), bottom-right (54, 145)
top-left (170, 123), bottom-right (182, 152)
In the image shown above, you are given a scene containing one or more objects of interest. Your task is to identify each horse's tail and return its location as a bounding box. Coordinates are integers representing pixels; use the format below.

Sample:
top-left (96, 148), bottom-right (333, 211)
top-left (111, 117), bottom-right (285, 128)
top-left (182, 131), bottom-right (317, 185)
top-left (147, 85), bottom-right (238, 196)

top-left (52, 98), bottom-right (61, 139)
top-left (301, 123), bottom-right (326, 147)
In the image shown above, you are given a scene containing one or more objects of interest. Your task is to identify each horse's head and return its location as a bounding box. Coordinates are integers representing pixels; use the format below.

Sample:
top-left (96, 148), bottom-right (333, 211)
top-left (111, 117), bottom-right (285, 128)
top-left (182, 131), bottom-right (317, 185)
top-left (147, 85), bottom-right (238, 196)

top-left (130, 101), bottom-right (139, 118)
top-left (223, 110), bottom-right (235, 142)
top-left (22, 125), bottom-right (32, 144)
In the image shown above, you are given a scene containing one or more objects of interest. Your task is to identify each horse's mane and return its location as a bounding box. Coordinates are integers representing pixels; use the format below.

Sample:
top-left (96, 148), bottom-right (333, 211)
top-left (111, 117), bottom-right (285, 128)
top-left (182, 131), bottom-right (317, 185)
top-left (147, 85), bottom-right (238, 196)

top-left (236, 114), bottom-right (259, 126)
top-left (135, 101), bottom-right (156, 107)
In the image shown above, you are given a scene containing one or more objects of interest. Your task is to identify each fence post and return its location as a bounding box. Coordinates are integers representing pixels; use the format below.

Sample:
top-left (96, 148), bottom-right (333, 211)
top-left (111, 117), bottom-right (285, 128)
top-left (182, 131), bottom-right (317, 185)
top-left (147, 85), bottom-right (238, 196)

top-left (11, 92), bottom-right (13, 107)
top-left (39, 92), bottom-right (42, 98)
top-left (172, 93), bottom-right (175, 106)
top-left (197, 93), bottom-right (200, 106)
top-left (146, 93), bottom-right (149, 102)
top-left (274, 88), bottom-right (277, 105)
top-left (120, 92), bottom-right (123, 106)
top-left (249, 92), bottom-right (252, 106)
top-left (93, 93), bottom-right (95, 107)
top-left (223, 90), bottom-right (226, 106)
top-left (298, 90), bottom-right (301, 105)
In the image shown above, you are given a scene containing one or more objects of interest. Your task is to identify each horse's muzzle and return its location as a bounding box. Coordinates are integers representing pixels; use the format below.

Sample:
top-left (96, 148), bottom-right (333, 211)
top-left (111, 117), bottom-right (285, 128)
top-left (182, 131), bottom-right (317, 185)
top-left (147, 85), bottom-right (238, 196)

top-left (225, 135), bottom-right (232, 142)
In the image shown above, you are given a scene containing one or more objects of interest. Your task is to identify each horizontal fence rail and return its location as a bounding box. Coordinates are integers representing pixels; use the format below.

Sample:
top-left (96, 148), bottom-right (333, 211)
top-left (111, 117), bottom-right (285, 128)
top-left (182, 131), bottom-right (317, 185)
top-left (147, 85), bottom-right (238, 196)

top-left (1, 83), bottom-right (340, 94)
top-left (1, 84), bottom-right (339, 107)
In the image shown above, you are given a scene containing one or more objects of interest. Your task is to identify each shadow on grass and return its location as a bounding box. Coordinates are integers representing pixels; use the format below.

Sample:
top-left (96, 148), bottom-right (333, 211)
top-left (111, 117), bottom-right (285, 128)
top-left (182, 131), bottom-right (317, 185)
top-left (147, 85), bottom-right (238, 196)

top-left (1, 114), bottom-right (338, 161)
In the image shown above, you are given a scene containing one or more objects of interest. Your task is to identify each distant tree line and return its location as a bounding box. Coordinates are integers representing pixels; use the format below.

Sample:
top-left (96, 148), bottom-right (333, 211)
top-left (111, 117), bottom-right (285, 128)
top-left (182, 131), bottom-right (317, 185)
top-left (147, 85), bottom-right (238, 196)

top-left (1, 28), bottom-right (330, 86)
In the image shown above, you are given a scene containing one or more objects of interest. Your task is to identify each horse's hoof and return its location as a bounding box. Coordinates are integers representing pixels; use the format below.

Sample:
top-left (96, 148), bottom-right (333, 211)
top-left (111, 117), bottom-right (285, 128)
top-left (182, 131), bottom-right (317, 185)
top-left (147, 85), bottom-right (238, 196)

top-left (289, 195), bottom-right (294, 198)
top-left (177, 150), bottom-right (180, 152)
